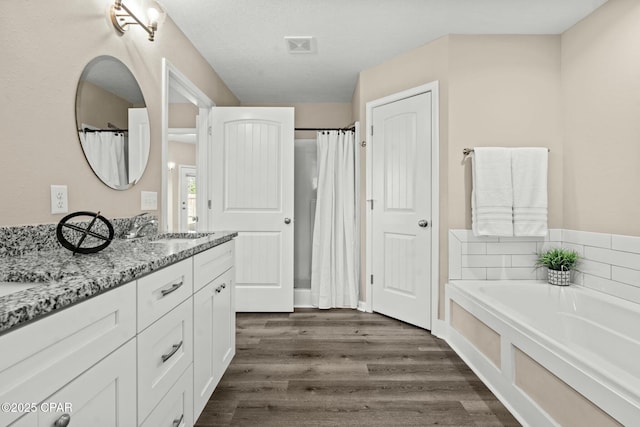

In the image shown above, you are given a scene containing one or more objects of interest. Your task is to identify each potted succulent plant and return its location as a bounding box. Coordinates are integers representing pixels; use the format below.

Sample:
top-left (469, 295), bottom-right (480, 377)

top-left (536, 248), bottom-right (580, 286)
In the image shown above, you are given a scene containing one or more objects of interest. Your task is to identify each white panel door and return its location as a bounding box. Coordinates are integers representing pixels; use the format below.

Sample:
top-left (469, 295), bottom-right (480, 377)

top-left (372, 92), bottom-right (432, 329)
top-left (210, 107), bottom-right (294, 312)
top-left (127, 107), bottom-right (150, 184)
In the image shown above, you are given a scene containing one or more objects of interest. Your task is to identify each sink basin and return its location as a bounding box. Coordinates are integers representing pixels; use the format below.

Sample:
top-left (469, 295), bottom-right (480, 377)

top-left (0, 282), bottom-right (39, 298)
top-left (149, 232), bottom-right (215, 245)
top-left (150, 238), bottom-right (198, 244)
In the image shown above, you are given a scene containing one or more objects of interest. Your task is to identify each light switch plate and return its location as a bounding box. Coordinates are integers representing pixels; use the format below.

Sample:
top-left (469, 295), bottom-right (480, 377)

top-left (141, 191), bottom-right (158, 210)
top-left (50, 185), bottom-right (68, 214)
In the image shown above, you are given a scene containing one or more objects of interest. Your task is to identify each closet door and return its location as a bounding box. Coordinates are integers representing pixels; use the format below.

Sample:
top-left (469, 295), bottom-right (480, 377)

top-left (209, 107), bottom-right (294, 312)
top-left (371, 92), bottom-right (433, 329)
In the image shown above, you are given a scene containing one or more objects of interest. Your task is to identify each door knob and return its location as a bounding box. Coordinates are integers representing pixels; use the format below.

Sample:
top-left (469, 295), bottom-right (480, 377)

top-left (418, 220), bottom-right (429, 228)
top-left (284, 218), bottom-right (292, 224)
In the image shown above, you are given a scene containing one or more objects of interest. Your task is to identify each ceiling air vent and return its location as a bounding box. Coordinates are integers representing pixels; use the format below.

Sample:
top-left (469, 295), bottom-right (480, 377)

top-left (285, 36), bottom-right (316, 54)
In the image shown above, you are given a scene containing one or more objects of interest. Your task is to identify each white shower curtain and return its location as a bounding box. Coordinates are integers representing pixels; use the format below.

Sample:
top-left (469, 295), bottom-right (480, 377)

top-left (80, 131), bottom-right (128, 187)
top-left (311, 130), bottom-right (359, 309)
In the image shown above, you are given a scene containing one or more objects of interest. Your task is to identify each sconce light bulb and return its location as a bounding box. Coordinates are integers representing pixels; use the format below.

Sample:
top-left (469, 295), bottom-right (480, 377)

top-left (168, 162), bottom-right (176, 171)
top-left (147, 7), bottom-right (160, 25)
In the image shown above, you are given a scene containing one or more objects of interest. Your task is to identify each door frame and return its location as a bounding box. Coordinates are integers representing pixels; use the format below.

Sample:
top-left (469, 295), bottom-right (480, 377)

top-left (364, 81), bottom-right (441, 333)
top-left (178, 165), bottom-right (197, 232)
top-left (161, 58), bottom-right (214, 232)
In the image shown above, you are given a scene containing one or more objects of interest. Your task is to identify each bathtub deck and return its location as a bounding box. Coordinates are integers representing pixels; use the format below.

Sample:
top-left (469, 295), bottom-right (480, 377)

top-left (195, 309), bottom-right (520, 426)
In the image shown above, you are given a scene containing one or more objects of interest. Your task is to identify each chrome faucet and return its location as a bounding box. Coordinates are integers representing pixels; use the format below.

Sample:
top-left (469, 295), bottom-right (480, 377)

top-left (125, 213), bottom-right (158, 239)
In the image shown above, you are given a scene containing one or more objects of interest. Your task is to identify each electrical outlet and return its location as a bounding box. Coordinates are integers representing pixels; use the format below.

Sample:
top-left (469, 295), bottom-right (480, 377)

top-left (50, 185), bottom-right (68, 214)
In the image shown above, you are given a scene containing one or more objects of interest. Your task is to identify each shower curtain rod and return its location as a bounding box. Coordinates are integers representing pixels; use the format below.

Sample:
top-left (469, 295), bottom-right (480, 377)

top-left (80, 128), bottom-right (128, 133)
top-left (295, 122), bottom-right (356, 132)
top-left (295, 126), bottom-right (355, 132)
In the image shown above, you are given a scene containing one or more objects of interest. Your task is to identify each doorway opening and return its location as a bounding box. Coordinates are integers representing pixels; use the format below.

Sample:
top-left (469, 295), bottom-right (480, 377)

top-left (161, 59), bottom-right (214, 233)
top-left (179, 165), bottom-right (197, 232)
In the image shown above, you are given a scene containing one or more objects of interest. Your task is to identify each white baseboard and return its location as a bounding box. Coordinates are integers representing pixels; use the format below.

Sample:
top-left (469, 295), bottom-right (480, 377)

top-left (294, 288), bottom-right (313, 308)
top-left (357, 301), bottom-right (368, 312)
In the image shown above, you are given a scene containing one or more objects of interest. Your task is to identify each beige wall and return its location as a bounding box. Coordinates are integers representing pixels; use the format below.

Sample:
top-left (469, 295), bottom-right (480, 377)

top-left (448, 35), bottom-right (563, 230)
top-left (169, 103), bottom-right (199, 129)
top-left (562, 0), bottom-right (640, 236)
top-left (354, 36), bottom-right (451, 310)
top-left (0, 0), bottom-right (238, 226)
top-left (76, 81), bottom-right (132, 130)
top-left (355, 35), bottom-right (561, 317)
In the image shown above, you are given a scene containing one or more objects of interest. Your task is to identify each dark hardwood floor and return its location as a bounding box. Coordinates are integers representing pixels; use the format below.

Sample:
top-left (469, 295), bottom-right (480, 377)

top-left (195, 309), bottom-right (521, 427)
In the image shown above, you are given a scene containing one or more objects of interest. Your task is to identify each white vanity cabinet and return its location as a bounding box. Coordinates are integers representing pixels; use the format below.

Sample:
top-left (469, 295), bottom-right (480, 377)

top-left (38, 340), bottom-right (136, 427)
top-left (193, 266), bottom-right (235, 419)
top-left (137, 298), bottom-right (193, 423)
top-left (137, 258), bottom-right (193, 332)
top-left (1, 237), bottom-right (236, 427)
top-left (140, 365), bottom-right (193, 427)
top-left (0, 283), bottom-right (137, 427)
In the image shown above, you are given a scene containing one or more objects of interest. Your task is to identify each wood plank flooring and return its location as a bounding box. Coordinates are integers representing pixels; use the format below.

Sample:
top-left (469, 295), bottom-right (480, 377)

top-left (195, 309), bottom-right (521, 427)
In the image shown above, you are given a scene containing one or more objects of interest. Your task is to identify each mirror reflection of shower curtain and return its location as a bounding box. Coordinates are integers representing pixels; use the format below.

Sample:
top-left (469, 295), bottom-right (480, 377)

top-left (80, 131), bottom-right (128, 187)
top-left (311, 130), bottom-right (359, 309)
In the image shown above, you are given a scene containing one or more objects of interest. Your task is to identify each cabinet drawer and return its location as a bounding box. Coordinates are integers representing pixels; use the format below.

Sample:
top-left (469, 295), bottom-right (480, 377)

top-left (193, 240), bottom-right (234, 292)
top-left (140, 364), bottom-right (193, 427)
top-left (38, 339), bottom-right (136, 427)
top-left (138, 298), bottom-right (193, 423)
top-left (138, 258), bottom-right (193, 332)
top-left (0, 283), bottom-right (136, 427)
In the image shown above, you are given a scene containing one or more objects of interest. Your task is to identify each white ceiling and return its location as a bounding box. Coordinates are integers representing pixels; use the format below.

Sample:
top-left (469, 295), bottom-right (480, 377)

top-left (158, 0), bottom-right (607, 104)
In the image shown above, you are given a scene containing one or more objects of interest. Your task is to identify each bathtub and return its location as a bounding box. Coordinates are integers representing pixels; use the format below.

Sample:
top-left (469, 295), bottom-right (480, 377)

top-left (445, 280), bottom-right (640, 427)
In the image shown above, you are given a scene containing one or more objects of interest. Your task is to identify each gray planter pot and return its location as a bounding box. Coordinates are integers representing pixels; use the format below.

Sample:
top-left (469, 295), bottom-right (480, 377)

top-left (547, 269), bottom-right (571, 286)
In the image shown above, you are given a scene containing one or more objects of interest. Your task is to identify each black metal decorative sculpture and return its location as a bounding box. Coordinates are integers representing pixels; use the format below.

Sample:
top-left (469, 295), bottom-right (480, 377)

top-left (56, 211), bottom-right (114, 255)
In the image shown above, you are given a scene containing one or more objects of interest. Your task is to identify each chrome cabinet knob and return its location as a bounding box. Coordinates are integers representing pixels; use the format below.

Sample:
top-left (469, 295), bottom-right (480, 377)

top-left (284, 218), bottom-right (292, 224)
top-left (418, 220), bottom-right (429, 228)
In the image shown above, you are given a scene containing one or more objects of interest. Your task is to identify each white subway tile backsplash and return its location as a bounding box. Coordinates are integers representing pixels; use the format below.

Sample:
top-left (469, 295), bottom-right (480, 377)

top-left (563, 229), bottom-right (611, 248)
top-left (497, 235), bottom-right (546, 243)
top-left (561, 242), bottom-right (584, 257)
top-left (537, 241), bottom-right (562, 253)
top-left (571, 270), bottom-right (584, 285)
top-left (511, 255), bottom-right (538, 268)
top-left (487, 268), bottom-right (537, 280)
top-left (486, 242), bottom-right (537, 255)
top-left (548, 229), bottom-right (562, 242)
top-left (612, 234), bottom-right (640, 255)
top-left (584, 246), bottom-right (640, 270)
top-left (449, 231), bottom-right (462, 280)
top-left (448, 228), bottom-right (640, 306)
top-left (461, 268), bottom-right (487, 280)
top-left (579, 259), bottom-right (611, 279)
top-left (450, 229), bottom-right (499, 243)
top-left (581, 275), bottom-right (640, 305)
top-left (611, 266), bottom-right (640, 287)
top-left (462, 255), bottom-right (511, 268)
top-left (462, 242), bottom-right (486, 255)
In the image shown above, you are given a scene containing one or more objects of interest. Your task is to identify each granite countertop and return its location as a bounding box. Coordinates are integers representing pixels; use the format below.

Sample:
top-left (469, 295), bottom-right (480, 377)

top-left (0, 231), bottom-right (237, 334)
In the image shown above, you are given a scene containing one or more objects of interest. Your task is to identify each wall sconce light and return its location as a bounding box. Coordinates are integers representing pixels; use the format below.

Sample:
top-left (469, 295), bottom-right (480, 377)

top-left (110, 0), bottom-right (165, 42)
top-left (168, 162), bottom-right (176, 172)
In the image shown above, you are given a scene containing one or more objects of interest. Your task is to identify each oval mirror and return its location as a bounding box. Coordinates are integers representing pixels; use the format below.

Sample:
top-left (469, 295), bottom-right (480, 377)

top-left (75, 56), bottom-right (150, 190)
